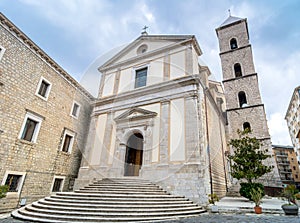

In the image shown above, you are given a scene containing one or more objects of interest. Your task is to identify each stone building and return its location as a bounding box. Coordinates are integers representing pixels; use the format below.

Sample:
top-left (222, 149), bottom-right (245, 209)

top-left (0, 12), bottom-right (282, 211)
top-left (285, 86), bottom-right (300, 163)
top-left (215, 16), bottom-right (281, 190)
top-left (273, 145), bottom-right (300, 189)
top-left (0, 13), bottom-right (93, 212)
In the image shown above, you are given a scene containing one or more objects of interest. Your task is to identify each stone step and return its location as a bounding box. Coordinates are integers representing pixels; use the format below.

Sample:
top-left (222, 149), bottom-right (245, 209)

top-left (100, 177), bottom-right (152, 182)
top-left (77, 189), bottom-right (168, 195)
top-left (84, 185), bottom-right (161, 190)
top-left (23, 205), bottom-right (204, 218)
top-left (91, 183), bottom-right (156, 188)
top-left (13, 208), bottom-right (203, 223)
top-left (31, 202), bottom-right (201, 213)
top-left (45, 197), bottom-right (193, 205)
top-left (12, 177), bottom-right (205, 222)
top-left (91, 179), bottom-right (157, 185)
top-left (39, 199), bottom-right (196, 208)
top-left (60, 191), bottom-right (183, 199)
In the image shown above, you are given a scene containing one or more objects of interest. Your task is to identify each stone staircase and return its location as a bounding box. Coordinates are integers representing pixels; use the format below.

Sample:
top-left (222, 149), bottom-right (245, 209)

top-left (12, 178), bottom-right (205, 222)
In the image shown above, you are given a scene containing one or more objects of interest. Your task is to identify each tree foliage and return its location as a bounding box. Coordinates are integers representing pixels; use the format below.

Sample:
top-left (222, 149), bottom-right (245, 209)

top-left (0, 185), bottom-right (9, 199)
top-left (228, 129), bottom-right (273, 184)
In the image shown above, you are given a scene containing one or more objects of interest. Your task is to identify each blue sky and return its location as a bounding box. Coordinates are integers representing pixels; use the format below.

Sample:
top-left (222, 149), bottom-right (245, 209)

top-left (1, 0), bottom-right (299, 145)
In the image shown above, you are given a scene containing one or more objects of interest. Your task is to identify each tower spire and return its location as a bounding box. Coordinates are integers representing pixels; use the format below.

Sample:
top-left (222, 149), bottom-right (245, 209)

top-left (228, 9), bottom-right (231, 16)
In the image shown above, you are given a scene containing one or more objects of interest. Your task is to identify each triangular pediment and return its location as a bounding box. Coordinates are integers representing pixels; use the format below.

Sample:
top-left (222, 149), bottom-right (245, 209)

top-left (99, 35), bottom-right (201, 72)
top-left (115, 108), bottom-right (157, 122)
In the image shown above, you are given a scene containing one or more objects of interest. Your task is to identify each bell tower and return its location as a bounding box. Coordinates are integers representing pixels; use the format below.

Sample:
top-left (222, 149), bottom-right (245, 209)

top-left (216, 16), bottom-right (281, 189)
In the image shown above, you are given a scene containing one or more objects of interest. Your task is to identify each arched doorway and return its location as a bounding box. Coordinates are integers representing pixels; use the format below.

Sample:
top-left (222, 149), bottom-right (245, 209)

top-left (124, 133), bottom-right (143, 176)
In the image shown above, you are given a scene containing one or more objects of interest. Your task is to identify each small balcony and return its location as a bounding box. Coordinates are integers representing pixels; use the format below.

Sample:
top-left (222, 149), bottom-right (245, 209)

top-left (276, 152), bottom-right (288, 157)
top-left (279, 169), bottom-right (292, 173)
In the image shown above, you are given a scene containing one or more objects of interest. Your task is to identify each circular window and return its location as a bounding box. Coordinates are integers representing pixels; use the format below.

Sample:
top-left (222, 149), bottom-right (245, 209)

top-left (137, 44), bottom-right (148, 55)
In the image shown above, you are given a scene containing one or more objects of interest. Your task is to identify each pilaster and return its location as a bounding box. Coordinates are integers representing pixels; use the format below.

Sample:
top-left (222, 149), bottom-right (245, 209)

top-left (185, 96), bottom-right (200, 162)
top-left (99, 112), bottom-right (114, 167)
top-left (159, 100), bottom-right (170, 164)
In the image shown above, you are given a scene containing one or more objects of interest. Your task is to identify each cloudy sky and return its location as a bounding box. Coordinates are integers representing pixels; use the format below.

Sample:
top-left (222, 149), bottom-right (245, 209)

top-left (1, 0), bottom-right (299, 145)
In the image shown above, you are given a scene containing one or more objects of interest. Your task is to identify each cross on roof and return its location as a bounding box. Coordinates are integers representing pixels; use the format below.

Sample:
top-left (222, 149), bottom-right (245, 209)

top-left (142, 25), bottom-right (148, 32)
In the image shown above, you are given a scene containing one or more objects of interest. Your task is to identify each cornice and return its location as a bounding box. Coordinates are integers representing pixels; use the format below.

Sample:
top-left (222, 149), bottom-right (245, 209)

top-left (226, 103), bottom-right (264, 112)
top-left (222, 73), bottom-right (257, 83)
top-left (219, 44), bottom-right (251, 56)
top-left (92, 75), bottom-right (201, 115)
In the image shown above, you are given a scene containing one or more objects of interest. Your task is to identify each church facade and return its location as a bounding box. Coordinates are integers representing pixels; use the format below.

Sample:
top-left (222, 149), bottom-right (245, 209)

top-left (74, 34), bottom-right (228, 203)
top-left (0, 12), bottom-right (281, 211)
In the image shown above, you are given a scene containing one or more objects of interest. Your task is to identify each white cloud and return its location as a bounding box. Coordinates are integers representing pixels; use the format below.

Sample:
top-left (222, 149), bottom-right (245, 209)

top-left (14, 0), bottom-right (297, 146)
top-left (268, 112), bottom-right (292, 145)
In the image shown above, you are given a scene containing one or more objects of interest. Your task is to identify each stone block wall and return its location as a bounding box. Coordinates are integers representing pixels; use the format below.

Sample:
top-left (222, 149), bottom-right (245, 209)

top-left (220, 46), bottom-right (256, 80)
top-left (223, 75), bottom-right (262, 110)
top-left (0, 15), bottom-right (92, 211)
top-left (227, 105), bottom-right (270, 140)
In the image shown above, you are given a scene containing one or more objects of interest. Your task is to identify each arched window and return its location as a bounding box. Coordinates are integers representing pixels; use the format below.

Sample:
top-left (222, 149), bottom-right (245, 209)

top-left (243, 122), bottom-right (251, 131)
top-left (238, 91), bottom-right (247, 107)
top-left (234, 63), bottom-right (242, 77)
top-left (230, 38), bottom-right (238, 49)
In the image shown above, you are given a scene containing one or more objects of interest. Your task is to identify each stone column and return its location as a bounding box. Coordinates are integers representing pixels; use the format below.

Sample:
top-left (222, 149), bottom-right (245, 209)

top-left (159, 100), bottom-right (170, 164)
top-left (185, 96), bottom-right (200, 162)
top-left (143, 124), bottom-right (154, 166)
top-left (119, 143), bottom-right (127, 176)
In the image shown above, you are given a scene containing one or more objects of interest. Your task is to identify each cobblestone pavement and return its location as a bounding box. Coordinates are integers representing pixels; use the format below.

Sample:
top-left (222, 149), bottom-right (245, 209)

top-left (0, 213), bottom-right (299, 223)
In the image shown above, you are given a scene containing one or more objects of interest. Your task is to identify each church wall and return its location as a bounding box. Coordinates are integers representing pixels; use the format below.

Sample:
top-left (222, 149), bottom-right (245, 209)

top-left (192, 47), bottom-right (199, 75)
top-left (117, 68), bottom-right (131, 93)
top-left (170, 49), bottom-right (186, 79)
top-left (140, 103), bottom-right (161, 163)
top-left (170, 98), bottom-right (185, 162)
top-left (102, 72), bottom-right (116, 97)
top-left (206, 95), bottom-right (227, 197)
top-left (90, 114), bottom-right (107, 165)
top-left (0, 22), bottom-right (92, 211)
top-left (147, 58), bottom-right (164, 85)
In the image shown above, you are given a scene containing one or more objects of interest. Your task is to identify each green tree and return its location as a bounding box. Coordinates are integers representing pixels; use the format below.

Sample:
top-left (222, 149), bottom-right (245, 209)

top-left (228, 129), bottom-right (273, 184)
top-left (0, 185), bottom-right (9, 199)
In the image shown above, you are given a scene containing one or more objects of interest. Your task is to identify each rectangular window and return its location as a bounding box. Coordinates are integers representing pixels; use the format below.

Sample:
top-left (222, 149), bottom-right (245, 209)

top-left (52, 178), bottom-right (63, 192)
top-left (35, 77), bottom-right (52, 100)
top-left (62, 134), bottom-right (72, 152)
top-left (135, 67), bottom-right (147, 88)
top-left (21, 118), bottom-right (38, 141)
top-left (70, 101), bottom-right (80, 118)
top-left (19, 112), bottom-right (43, 143)
top-left (60, 129), bottom-right (75, 153)
top-left (2, 171), bottom-right (26, 195)
top-left (5, 174), bottom-right (22, 192)
top-left (38, 80), bottom-right (50, 97)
